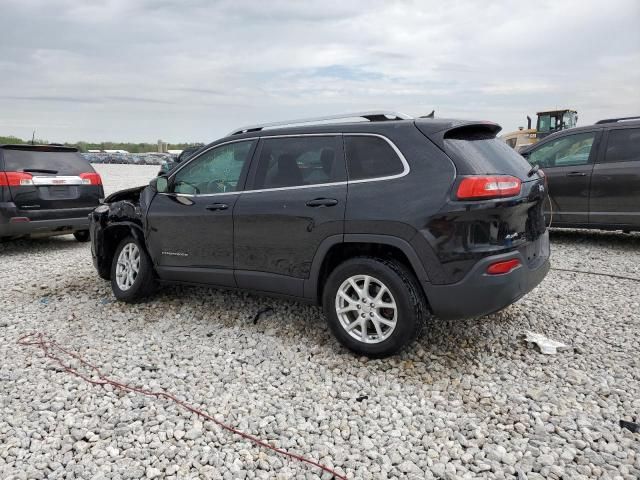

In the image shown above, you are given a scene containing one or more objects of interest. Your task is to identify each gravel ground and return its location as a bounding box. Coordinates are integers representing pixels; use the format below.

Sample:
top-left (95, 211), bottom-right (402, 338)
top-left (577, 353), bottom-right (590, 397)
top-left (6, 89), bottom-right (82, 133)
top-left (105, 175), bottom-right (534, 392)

top-left (1, 164), bottom-right (639, 479)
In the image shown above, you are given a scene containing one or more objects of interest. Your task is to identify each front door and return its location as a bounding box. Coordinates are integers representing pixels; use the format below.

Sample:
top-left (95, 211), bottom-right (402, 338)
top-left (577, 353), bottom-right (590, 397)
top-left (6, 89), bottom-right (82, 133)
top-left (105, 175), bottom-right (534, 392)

top-left (146, 139), bottom-right (256, 286)
top-left (233, 135), bottom-right (347, 296)
top-left (527, 131), bottom-right (600, 226)
top-left (590, 127), bottom-right (640, 227)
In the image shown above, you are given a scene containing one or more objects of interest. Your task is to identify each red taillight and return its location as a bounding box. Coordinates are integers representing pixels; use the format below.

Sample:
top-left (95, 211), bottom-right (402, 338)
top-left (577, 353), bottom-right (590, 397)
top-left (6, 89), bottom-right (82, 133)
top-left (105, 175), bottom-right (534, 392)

top-left (486, 258), bottom-right (521, 275)
top-left (80, 172), bottom-right (102, 185)
top-left (0, 172), bottom-right (34, 186)
top-left (456, 175), bottom-right (521, 200)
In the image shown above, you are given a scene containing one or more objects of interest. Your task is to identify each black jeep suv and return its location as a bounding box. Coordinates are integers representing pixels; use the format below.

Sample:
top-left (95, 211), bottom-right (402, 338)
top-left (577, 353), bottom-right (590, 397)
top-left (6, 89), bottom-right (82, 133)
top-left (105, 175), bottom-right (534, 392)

top-left (90, 112), bottom-right (549, 357)
top-left (1, 144), bottom-right (103, 241)
top-left (520, 116), bottom-right (640, 232)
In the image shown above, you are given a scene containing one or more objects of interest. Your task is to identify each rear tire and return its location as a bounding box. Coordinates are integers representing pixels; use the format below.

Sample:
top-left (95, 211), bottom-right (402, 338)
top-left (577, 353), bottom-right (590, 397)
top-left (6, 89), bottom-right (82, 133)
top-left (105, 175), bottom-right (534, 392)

top-left (322, 257), bottom-right (426, 358)
top-left (110, 236), bottom-right (156, 302)
top-left (73, 230), bottom-right (90, 242)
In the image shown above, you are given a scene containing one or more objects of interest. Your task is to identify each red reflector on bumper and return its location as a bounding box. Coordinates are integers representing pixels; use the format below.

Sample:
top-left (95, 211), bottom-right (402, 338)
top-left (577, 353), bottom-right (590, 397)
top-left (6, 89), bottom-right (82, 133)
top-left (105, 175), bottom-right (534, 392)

top-left (486, 258), bottom-right (521, 275)
top-left (9, 217), bottom-right (30, 223)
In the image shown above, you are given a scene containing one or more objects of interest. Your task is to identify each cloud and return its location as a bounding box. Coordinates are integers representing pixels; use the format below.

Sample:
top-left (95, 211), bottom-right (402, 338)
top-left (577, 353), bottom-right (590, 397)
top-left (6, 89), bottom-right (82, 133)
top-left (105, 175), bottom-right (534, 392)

top-left (0, 0), bottom-right (638, 142)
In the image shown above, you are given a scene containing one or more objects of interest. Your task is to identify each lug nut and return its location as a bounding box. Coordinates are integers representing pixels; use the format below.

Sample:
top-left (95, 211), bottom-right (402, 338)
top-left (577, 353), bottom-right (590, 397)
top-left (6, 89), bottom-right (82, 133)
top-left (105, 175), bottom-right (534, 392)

top-left (361, 313), bottom-right (366, 318)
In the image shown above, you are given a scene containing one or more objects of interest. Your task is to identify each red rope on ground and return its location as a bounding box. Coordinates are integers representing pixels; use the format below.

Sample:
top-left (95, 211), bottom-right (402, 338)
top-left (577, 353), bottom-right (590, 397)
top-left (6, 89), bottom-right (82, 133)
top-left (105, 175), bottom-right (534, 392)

top-left (17, 332), bottom-right (347, 480)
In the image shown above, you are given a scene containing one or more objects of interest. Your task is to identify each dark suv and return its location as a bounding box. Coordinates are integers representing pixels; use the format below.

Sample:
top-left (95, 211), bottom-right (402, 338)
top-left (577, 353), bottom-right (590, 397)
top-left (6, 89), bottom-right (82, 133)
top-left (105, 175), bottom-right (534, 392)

top-left (520, 116), bottom-right (640, 232)
top-left (1, 144), bottom-right (103, 241)
top-left (90, 112), bottom-right (549, 357)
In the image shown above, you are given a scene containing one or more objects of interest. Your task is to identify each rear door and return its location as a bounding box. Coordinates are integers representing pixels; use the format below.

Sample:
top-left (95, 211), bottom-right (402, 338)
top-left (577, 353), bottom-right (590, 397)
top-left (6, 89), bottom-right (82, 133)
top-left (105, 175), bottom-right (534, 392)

top-left (526, 131), bottom-right (601, 226)
top-left (589, 126), bottom-right (640, 227)
top-left (1, 146), bottom-right (102, 220)
top-left (233, 135), bottom-right (346, 296)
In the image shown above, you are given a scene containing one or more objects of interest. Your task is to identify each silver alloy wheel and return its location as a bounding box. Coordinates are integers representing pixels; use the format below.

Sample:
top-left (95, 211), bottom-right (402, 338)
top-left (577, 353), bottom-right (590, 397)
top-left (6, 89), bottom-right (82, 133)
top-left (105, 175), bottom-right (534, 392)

top-left (335, 274), bottom-right (398, 344)
top-left (115, 242), bottom-right (140, 291)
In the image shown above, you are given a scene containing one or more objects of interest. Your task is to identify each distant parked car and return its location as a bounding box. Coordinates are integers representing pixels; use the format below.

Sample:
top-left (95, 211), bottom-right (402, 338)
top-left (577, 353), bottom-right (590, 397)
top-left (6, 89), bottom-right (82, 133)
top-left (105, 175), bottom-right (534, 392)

top-left (90, 111), bottom-right (549, 357)
top-left (1, 144), bottom-right (103, 241)
top-left (158, 145), bottom-right (204, 175)
top-left (520, 116), bottom-right (640, 232)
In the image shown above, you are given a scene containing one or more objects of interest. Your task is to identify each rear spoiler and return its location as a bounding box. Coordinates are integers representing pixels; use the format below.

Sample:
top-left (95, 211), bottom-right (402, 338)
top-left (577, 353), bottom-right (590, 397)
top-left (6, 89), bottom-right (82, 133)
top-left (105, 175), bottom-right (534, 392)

top-left (0, 144), bottom-right (78, 152)
top-left (414, 119), bottom-right (502, 151)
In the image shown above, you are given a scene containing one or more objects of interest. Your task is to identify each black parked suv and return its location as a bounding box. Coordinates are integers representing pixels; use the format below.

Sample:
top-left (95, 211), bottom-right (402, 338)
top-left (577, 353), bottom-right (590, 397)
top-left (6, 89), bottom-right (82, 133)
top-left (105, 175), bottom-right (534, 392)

top-left (90, 112), bottom-right (549, 357)
top-left (1, 144), bottom-right (103, 241)
top-left (520, 116), bottom-right (640, 232)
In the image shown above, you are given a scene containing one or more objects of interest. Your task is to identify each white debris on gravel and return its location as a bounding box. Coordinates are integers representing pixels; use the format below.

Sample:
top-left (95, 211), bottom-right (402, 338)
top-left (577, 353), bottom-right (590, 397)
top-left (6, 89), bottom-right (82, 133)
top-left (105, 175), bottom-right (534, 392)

top-left (522, 331), bottom-right (572, 355)
top-left (1, 165), bottom-right (639, 479)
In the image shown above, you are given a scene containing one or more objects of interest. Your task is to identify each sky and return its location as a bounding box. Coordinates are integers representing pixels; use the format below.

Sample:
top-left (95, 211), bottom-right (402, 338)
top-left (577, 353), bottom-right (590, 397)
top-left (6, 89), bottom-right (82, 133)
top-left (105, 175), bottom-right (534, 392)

top-left (1, 0), bottom-right (639, 143)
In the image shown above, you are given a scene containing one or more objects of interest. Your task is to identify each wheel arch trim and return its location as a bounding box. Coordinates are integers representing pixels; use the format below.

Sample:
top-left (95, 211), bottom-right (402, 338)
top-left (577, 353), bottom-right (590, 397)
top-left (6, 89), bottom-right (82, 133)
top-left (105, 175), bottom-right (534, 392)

top-left (303, 233), bottom-right (430, 302)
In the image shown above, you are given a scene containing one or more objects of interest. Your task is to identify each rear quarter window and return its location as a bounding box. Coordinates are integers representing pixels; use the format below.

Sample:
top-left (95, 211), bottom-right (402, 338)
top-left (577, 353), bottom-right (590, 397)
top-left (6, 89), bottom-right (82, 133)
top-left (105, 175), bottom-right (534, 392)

top-left (2, 149), bottom-right (92, 175)
top-left (344, 135), bottom-right (405, 180)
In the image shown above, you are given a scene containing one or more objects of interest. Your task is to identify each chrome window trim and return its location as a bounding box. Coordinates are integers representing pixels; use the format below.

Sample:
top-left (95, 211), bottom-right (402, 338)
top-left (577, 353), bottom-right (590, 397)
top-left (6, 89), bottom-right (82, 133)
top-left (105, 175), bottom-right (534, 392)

top-left (162, 133), bottom-right (410, 198)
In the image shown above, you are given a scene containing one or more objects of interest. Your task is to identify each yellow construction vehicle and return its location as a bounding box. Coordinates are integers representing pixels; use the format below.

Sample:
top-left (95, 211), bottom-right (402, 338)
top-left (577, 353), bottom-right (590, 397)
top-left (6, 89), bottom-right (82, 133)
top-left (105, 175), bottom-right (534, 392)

top-left (502, 109), bottom-right (578, 151)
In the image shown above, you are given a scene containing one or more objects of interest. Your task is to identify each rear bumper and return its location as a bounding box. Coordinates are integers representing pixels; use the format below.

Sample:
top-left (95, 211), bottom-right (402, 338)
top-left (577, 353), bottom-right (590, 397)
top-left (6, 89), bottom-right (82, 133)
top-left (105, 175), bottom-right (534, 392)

top-left (0, 214), bottom-right (90, 237)
top-left (424, 230), bottom-right (550, 319)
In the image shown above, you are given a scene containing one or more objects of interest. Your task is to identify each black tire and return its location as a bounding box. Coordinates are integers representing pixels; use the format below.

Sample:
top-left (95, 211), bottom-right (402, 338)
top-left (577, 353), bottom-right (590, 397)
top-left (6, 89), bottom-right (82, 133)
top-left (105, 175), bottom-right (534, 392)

top-left (322, 257), bottom-right (426, 358)
top-left (73, 230), bottom-right (90, 242)
top-left (110, 236), bottom-right (157, 302)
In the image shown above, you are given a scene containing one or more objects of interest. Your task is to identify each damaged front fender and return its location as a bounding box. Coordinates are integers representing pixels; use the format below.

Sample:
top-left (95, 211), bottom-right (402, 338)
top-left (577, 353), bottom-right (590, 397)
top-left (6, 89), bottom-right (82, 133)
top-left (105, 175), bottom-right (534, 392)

top-left (90, 185), bottom-right (155, 279)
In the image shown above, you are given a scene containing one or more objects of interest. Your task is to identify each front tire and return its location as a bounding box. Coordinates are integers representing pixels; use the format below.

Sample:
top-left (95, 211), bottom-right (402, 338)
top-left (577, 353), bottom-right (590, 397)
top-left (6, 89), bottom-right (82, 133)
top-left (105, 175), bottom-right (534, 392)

top-left (322, 257), bottom-right (426, 358)
top-left (110, 236), bottom-right (156, 302)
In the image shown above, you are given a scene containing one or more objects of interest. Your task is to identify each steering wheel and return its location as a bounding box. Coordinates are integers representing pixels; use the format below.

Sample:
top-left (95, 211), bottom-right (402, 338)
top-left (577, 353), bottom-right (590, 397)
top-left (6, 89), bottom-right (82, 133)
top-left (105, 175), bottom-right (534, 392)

top-left (205, 180), bottom-right (235, 193)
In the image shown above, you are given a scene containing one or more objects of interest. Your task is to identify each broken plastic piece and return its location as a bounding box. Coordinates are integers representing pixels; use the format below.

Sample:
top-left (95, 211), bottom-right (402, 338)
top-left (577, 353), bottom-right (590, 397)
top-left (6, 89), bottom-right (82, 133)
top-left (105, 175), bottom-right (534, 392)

top-left (522, 331), bottom-right (572, 355)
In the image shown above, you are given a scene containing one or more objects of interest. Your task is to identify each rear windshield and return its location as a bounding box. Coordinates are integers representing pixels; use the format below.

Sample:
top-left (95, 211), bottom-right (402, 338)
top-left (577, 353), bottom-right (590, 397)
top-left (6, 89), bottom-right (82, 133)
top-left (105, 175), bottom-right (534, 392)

top-left (444, 129), bottom-right (532, 179)
top-left (1, 149), bottom-right (92, 175)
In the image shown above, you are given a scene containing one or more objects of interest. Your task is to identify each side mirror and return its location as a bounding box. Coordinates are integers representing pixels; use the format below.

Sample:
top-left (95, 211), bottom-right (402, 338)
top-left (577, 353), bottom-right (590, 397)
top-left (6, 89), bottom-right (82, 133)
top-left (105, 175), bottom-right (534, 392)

top-left (151, 176), bottom-right (169, 193)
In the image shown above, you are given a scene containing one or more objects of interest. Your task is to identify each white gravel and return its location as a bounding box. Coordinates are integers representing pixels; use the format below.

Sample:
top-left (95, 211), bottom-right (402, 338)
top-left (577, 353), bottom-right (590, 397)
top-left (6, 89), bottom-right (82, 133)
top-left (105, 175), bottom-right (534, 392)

top-left (1, 164), bottom-right (639, 479)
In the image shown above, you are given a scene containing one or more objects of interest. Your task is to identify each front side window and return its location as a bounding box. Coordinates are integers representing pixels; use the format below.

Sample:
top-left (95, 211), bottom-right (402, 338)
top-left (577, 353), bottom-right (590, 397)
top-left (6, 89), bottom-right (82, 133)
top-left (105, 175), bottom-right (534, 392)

top-left (344, 135), bottom-right (404, 181)
top-left (528, 132), bottom-right (596, 168)
top-left (173, 140), bottom-right (255, 195)
top-left (252, 136), bottom-right (344, 189)
top-left (603, 128), bottom-right (640, 163)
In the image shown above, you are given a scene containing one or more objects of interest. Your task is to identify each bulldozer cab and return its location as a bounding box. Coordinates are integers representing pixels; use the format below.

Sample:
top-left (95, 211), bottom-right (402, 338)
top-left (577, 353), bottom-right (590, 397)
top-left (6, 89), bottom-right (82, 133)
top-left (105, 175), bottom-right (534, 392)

top-left (536, 109), bottom-right (578, 139)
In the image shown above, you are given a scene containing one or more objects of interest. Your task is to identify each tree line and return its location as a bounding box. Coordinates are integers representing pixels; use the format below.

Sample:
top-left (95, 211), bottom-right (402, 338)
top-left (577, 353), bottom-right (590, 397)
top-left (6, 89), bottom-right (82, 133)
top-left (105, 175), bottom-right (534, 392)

top-left (0, 135), bottom-right (202, 153)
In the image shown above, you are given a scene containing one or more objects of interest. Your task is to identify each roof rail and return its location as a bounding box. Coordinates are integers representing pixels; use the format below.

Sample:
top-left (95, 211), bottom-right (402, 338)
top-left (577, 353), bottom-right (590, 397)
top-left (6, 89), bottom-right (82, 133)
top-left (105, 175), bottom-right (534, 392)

top-left (228, 111), bottom-right (412, 136)
top-left (595, 116), bottom-right (640, 124)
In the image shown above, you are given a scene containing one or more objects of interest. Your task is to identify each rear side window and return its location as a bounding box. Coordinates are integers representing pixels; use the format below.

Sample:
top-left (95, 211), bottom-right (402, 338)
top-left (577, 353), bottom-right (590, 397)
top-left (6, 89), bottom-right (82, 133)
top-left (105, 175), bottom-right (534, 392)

top-left (253, 136), bottom-right (344, 189)
top-left (444, 127), bottom-right (532, 178)
top-left (528, 132), bottom-right (596, 168)
top-left (344, 136), bottom-right (404, 180)
top-left (603, 128), bottom-right (640, 163)
top-left (2, 148), bottom-right (91, 175)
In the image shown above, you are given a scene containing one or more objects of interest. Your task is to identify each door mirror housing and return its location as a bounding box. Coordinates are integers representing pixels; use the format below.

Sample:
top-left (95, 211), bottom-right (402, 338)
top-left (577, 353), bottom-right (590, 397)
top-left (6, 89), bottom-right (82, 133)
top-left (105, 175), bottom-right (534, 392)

top-left (152, 176), bottom-right (169, 193)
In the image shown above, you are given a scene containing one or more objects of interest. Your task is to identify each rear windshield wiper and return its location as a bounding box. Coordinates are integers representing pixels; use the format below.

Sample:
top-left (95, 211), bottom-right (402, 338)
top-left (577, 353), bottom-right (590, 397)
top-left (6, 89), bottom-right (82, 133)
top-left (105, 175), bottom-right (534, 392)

top-left (22, 168), bottom-right (59, 174)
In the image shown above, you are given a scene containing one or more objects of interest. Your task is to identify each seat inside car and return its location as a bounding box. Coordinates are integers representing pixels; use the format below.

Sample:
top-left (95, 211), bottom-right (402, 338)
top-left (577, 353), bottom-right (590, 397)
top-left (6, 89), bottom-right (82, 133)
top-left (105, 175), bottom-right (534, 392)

top-left (270, 153), bottom-right (303, 187)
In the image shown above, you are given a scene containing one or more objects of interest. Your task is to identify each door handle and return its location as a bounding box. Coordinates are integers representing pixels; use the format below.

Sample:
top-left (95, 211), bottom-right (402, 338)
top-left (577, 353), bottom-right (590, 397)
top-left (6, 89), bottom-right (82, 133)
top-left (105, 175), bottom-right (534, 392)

top-left (306, 198), bottom-right (338, 207)
top-left (206, 203), bottom-right (229, 211)
top-left (566, 172), bottom-right (586, 177)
